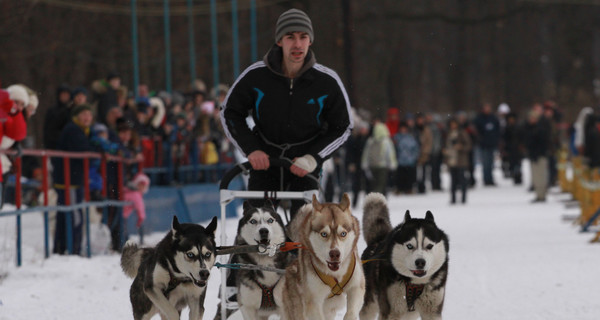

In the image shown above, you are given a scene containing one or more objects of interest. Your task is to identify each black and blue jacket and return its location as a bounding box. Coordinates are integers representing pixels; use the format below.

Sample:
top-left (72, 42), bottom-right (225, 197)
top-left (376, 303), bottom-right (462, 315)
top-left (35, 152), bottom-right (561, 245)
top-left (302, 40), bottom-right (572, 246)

top-left (221, 45), bottom-right (353, 167)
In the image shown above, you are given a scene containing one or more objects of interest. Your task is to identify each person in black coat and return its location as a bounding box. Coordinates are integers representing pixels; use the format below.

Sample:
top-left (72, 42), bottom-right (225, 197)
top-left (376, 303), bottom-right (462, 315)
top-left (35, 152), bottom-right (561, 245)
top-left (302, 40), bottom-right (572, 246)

top-left (92, 72), bottom-right (120, 125)
top-left (501, 112), bottom-right (524, 185)
top-left (524, 110), bottom-right (550, 202)
top-left (43, 84), bottom-right (72, 149)
top-left (584, 109), bottom-right (600, 169)
top-left (344, 121), bottom-right (369, 208)
top-left (52, 104), bottom-right (95, 255)
top-left (474, 103), bottom-right (501, 186)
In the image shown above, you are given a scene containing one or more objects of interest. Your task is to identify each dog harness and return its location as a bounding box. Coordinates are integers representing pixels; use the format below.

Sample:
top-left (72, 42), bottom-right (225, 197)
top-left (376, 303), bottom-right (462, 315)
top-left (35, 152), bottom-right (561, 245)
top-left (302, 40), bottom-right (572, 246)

top-left (253, 279), bottom-right (278, 310)
top-left (311, 254), bottom-right (357, 299)
top-left (405, 282), bottom-right (425, 312)
top-left (164, 270), bottom-right (192, 296)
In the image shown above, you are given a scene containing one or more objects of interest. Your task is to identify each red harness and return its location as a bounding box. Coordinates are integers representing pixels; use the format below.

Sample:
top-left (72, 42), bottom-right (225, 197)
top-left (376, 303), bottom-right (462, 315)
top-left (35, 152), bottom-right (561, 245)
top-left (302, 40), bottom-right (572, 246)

top-left (254, 279), bottom-right (278, 310)
top-left (405, 282), bottom-right (425, 312)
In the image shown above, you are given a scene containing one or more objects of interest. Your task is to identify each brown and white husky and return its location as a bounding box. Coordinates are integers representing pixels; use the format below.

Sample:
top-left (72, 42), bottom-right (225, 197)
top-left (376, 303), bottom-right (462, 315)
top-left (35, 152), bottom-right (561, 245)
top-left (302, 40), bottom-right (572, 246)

top-left (274, 193), bottom-right (365, 320)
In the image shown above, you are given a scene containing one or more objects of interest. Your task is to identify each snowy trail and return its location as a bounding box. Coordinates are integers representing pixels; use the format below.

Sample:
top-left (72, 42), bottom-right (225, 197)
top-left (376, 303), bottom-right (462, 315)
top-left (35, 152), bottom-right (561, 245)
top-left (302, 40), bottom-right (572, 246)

top-left (1, 166), bottom-right (600, 320)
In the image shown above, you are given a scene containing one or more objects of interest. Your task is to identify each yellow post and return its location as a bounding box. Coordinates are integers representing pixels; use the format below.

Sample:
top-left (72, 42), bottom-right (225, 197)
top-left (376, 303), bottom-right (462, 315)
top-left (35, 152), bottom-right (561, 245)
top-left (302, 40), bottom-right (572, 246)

top-left (589, 169), bottom-right (600, 243)
top-left (557, 148), bottom-right (571, 193)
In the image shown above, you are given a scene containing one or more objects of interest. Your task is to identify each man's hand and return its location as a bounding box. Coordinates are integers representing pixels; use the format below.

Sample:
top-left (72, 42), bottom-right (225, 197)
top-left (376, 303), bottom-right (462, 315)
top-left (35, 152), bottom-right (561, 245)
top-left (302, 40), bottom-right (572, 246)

top-left (291, 154), bottom-right (317, 177)
top-left (290, 164), bottom-right (309, 177)
top-left (248, 150), bottom-right (270, 170)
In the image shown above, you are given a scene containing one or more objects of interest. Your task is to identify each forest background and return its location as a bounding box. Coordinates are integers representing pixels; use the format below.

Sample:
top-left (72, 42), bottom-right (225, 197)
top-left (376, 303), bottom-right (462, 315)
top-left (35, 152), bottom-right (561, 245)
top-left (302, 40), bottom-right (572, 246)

top-left (1, 0), bottom-right (600, 147)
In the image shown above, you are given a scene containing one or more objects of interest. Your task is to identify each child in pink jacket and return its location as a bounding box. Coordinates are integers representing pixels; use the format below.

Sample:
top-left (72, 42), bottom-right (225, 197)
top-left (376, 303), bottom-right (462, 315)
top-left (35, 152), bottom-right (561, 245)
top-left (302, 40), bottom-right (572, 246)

top-left (123, 173), bottom-right (150, 228)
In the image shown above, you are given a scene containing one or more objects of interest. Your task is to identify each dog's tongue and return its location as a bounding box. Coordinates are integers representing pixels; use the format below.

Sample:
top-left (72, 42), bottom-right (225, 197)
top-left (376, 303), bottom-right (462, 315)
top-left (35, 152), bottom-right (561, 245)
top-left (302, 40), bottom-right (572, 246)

top-left (327, 262), bottom-right (340, 271)
top-left (411, 270), bottom-right (426, 277)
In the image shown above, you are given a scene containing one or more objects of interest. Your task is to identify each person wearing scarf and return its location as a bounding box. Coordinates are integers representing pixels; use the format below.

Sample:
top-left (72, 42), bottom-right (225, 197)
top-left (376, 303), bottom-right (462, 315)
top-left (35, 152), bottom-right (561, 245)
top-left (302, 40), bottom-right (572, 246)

top-left (52, 104), bottom-right (95, 255)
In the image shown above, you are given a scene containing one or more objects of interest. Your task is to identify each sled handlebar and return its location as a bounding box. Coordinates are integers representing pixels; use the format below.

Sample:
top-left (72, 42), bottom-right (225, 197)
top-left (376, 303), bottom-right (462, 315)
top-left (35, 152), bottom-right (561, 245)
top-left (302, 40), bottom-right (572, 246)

top-left (219, 158), bottom-right (293, 190)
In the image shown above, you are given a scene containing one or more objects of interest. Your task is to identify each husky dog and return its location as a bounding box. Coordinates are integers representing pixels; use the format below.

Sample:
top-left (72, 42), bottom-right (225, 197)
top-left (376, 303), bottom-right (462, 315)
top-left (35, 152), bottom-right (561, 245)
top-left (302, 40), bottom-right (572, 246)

top-left (237, 201), bottom-right (293, 319)
top-left (360, 192), bottom-right (449, 320)
top-left (274, 193), bottom-right (365, 320)
top-left (121, 216), bottom-right (217, 320)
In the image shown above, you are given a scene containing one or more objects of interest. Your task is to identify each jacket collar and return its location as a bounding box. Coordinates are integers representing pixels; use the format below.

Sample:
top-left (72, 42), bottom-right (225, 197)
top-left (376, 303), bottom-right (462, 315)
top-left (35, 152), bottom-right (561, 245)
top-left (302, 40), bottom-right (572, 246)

top-left (263, 44), bottom-right (316, 79)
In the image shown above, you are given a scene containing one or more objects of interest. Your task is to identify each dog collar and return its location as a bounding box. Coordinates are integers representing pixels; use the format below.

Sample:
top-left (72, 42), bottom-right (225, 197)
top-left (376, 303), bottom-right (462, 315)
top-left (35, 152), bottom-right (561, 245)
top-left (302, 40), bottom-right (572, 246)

top-left (311, 254), bottom-right (357, 299)
top-left (405, 282), bottom-right (425, 312)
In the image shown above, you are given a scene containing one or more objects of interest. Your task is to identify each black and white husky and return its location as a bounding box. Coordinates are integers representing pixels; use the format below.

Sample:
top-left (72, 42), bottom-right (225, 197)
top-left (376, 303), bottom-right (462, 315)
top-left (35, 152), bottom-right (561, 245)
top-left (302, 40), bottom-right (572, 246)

top-left (360, 193), bottom-right (449, 320)
top-left (121, 216), bottom-right (217, 320)
top-left (215, 201), bottom-right (292, 320)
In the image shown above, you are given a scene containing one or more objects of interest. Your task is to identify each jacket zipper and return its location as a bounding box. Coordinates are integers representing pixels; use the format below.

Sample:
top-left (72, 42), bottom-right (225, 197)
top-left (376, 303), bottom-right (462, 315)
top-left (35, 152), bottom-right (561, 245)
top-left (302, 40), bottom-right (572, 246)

top-left (289, 78), bottom-right (294, 95)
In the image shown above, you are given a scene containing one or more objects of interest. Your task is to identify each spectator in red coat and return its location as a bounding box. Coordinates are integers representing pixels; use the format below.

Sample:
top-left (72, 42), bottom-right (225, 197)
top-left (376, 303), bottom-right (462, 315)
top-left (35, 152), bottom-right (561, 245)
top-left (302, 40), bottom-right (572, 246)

top-left (385, 107), bottom-right (401, 137)
top-left (0, 88), bottom-right (27, 207)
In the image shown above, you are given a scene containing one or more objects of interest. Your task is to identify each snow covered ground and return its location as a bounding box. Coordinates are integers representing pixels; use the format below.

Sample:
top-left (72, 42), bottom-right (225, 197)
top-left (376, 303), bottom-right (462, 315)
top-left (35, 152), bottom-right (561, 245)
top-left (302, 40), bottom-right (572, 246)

top-left (1, 164), bottom-right (600, 320)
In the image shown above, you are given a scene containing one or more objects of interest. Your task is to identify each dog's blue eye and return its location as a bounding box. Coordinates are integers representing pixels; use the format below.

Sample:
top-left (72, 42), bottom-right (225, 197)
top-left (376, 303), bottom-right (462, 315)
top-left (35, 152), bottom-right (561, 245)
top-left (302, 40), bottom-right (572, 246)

top-left (250, 219), bottom-right (257, 224)
top-left (340, 231), bottom-right (347, 237)
top-left (267, 218), bottom-right (274, 223)
top-left (320, 232), bottom-right (328, 238)
top-left (204, 252), bottom-right (211, 258)
top-left (186, 252), bottom-right (195, 259)
top-left (406, 244), bottom-right (414, 250)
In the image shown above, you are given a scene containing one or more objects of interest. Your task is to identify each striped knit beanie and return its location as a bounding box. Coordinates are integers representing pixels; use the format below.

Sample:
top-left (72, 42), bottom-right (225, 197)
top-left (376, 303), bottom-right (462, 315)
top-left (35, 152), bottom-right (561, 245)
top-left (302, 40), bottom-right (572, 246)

top-left (275, 9), bottom-right (314, 43)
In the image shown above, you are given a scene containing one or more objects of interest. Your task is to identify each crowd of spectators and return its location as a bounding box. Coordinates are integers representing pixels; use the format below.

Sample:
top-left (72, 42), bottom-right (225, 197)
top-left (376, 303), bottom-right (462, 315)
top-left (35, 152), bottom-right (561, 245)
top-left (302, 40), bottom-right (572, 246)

top-left (324, 99), bottom-right (600, 207)
top-left (3, 73), bottom-right (234, 254)
top-left (3, 73), bottom-right (600, 255)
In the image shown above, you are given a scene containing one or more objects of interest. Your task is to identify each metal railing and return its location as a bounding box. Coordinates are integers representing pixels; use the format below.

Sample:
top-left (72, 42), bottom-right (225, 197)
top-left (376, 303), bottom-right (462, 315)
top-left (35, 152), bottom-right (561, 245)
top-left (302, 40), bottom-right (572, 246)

top-left (0, 148), bottom-right (141, 266)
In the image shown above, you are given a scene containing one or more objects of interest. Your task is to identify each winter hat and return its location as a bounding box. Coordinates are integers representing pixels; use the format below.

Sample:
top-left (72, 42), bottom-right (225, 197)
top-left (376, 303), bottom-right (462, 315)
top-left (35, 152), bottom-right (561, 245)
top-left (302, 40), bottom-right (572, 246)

top-left (116, 117), bottom-right (134, 132)
top-left (373, 122), bottom-right (390, 139)
top-left (72, 86), bottom-right (88, 97)
top-left (171, 91), bottom-right (185, 107)
top-left (131, 173), bottom-right (151, 194)
top-left (14, 84), bottom-right (38, 110)
top-left (28, 94), bottom-right (39, 110)
top-left (106, 72), bottom-right (120, 81)
top-left (498, 103), bottom-right (510, 114)
top-left (93, 123), bottom-right (108, 134)
top-left (386, 108), bottom-right (400, 116)
top-left (57, 84), bottom-right (71, 95)
top-left (6, 85), bottom-right (29, 106)
top-left (136, 97), bottom-right (150, 114)
top-left (275, 9), bottom-right (314, 42)
top-left (71, 103), bottom-right (92, 117)
top-left (201, 101), bottom-right (215, 114)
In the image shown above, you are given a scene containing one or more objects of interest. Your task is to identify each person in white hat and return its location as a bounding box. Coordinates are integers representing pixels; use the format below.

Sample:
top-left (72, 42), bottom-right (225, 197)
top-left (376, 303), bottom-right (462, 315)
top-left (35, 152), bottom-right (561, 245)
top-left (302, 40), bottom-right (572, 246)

top-left (0, 87), bottom-right (28, 207)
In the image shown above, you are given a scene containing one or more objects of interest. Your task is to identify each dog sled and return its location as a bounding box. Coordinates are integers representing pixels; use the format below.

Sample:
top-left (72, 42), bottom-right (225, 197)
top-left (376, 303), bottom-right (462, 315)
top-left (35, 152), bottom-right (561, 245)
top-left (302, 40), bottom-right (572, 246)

top-left (217, 158), bottom-right (319, 319)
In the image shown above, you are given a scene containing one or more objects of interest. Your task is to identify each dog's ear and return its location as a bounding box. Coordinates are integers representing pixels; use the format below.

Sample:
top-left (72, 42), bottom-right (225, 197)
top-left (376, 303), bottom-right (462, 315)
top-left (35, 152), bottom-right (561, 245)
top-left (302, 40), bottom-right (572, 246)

top-left (425, 211), bottom-right (435, 222)
top-left (172, 215), bottom-right (181, 237)
top-left (243, 201), bottom-right (253, 212)
top-left (312, 194), bottom-right (323, 211)
top-left (263, 199), bottom-right (276, 211)
top-left (339, 193), bottom-right (351, 211)
top-left (404, 210), bottom-right (412, 222)
top-left (205, 216), bottom-right (218, 236)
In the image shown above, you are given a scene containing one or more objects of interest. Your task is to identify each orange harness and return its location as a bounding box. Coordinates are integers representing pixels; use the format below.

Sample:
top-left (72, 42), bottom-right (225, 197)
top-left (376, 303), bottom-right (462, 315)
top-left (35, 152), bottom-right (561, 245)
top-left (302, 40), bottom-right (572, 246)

top-left (311, 254), bottom-right (357, 298)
